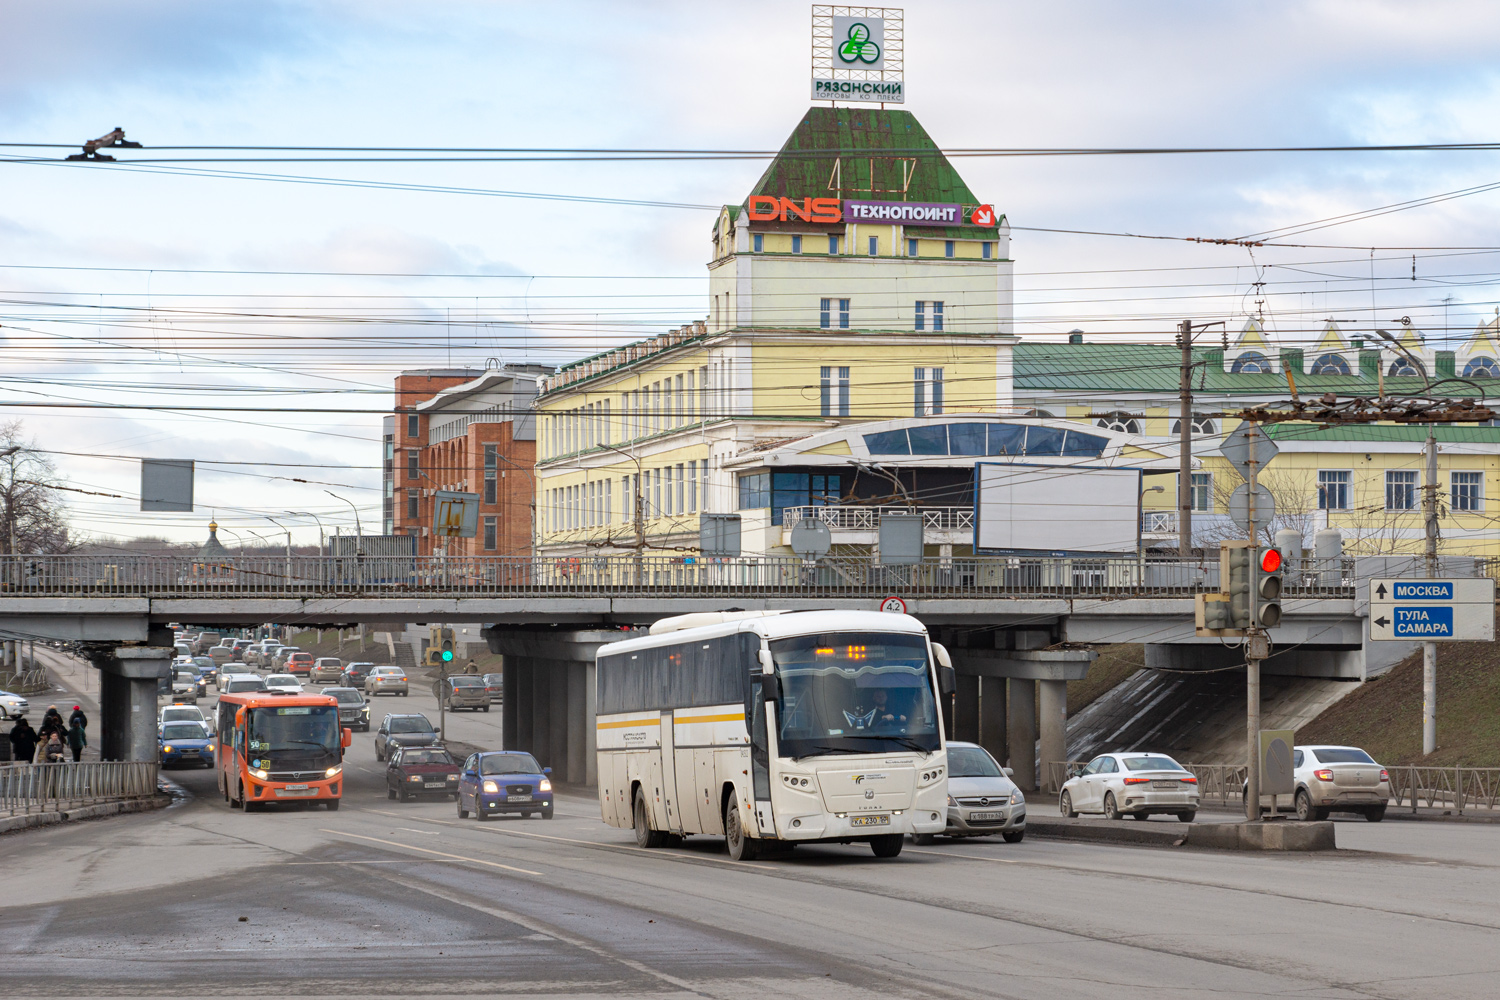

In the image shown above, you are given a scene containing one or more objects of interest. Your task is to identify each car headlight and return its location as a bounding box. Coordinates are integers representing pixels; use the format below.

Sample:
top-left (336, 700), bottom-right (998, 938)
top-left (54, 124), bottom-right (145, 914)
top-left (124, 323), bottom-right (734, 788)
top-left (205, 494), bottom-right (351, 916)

top-left (482, 779), bottom-right (499, 793)
top-left (163, 745), bottom-right (176, 753)
top-left (408, 774), bottom-right (422, 782)
top-left (446, 774), bottom-right (458, 781)
top-left (1011, 791), bottom-right (1025, 805)
top-left (325, 765), bottom-right (342, 777)
top-left (206, 743), bottom-right (216, 752)
top-left (539, 779), bottom-right (552, 792)
top-left (947, 794), bottom-right (955, 806)
top-left (249, 768), bottom-right (269, 780)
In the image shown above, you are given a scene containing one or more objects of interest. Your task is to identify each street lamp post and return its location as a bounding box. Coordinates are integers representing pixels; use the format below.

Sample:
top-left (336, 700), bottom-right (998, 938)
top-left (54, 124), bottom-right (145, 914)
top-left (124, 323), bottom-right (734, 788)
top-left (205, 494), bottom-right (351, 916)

top-left (289, 510), bottom-right (327, 586)
top-left (265, 515), bottom-right (293, 588)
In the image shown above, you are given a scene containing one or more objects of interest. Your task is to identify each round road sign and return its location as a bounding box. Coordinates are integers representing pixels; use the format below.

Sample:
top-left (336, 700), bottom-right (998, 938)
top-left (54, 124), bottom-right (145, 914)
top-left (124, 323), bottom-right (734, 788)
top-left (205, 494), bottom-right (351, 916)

top-left (879, 596), bottom-right (907, 614)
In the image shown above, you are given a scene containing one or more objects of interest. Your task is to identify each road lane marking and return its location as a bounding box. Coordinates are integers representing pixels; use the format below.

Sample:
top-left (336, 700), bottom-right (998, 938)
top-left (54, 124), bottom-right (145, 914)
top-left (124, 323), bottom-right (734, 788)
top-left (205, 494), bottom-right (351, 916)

top-left (319, 829), bottom-right (543, 875)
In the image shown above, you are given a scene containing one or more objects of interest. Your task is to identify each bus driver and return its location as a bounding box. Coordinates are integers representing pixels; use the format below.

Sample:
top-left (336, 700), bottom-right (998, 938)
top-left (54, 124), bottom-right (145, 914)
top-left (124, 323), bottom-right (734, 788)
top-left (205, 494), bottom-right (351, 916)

top-left (846, 687), bottom-right (907, 731)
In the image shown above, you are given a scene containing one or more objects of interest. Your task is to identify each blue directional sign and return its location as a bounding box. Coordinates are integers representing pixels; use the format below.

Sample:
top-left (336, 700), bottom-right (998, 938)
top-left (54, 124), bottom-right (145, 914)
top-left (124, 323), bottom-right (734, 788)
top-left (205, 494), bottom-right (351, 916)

top-left (1369, 578), bottom-right (1495, 642)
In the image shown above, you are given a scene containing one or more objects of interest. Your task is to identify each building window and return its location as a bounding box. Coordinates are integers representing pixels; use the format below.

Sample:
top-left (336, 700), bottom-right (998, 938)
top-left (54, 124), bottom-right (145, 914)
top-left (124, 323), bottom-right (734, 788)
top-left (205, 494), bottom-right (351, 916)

top-left (1096, 412), bottom-right (1142, 435)
top-left (1388, 356), bottom-right (1426, 377)
top-left (1310, 354), bottom-right (1351, 375)
top-left (792, 235), bottom-right (802, 254)
top-left (914, 367), bottom-right (944, 416)
top-left (914, 301), bottom-right (924, 331)
top-left (406, 450), bottom-right (419, 480)
top-left (738, 471), bottom-right (770, 509)
top-left (915, 300), bottom-right (945, 332)
top-left (1386, 470), bottom-right (1418, 510)
top-left (675, 463), bottom-right (685, 514)
top-left (406, 413), bottom-right (419, 438)
top-left (820, 366), bottom-right (850, 417)
top-left (945, 240), bottom-right (955, 258)
top-left (1170, 414), bottom-right (1217, 436)
top-left (907, 238), bottom-right (918, 257)
top-left (1230, 351), bottom-right (1271, 374)
top-left (868, 235), bottom-right (878, 256)
top-left (483, 516), bottom-right (497, 551)
top-left (1453, 471), bottom-right (1483, 511)
top-left (406, 489), bottom-right (418, 520)
top-left (982, 242), bottom-right (993, 260)
top-left (1462, 356), bottom-right (1499, 377)
top-left (483, 444), bottom-right (498, 504)
top-left (699, 365), bottom-right (709, 421)
top-left (828, 235), bottom-right (839, 254)
top-left (1318, 471), bottom-right (1350, 510)
top-left (753, 233), bottom-right (763, 252)
top-left (1189, 472), bottom-right (1212, 513)
top-left (837, 298), bottom-right (849, 329)
top-left (820, 298), bottom-right (831, 329)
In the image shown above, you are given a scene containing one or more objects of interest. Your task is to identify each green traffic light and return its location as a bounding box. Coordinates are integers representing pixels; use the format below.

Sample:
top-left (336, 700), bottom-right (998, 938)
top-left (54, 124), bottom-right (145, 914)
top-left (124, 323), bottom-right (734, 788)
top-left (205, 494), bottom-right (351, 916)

top-left (441, 650), bottom-right (454, 662)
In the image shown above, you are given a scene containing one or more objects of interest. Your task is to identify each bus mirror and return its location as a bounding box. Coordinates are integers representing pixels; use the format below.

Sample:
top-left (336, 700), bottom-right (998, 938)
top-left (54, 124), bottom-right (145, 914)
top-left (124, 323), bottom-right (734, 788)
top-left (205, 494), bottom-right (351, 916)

top-left (341, 728), bottom-right (352, 748)
top-left (234, 708), bottom-right (245, 726)
top-left (938, 665), bottom-right (956, 697)
top-left (931, 642), bottom-right (953, 670)
top-left (759, 673), bottom-right (780, 705)
top-left (757, 648), bottom-right (775, 674)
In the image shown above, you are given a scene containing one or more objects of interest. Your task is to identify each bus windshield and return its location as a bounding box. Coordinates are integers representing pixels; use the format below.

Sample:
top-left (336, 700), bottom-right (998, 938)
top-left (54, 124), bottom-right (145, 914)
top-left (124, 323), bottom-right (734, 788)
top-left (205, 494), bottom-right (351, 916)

top-left (768, 631), bottom-right (940, 757)
top-left (246, 705), bottom-right (340, 769)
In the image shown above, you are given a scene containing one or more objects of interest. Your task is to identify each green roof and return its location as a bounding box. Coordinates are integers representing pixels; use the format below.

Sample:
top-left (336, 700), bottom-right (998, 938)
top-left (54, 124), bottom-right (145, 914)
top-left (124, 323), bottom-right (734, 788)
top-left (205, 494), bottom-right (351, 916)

top-left (1262, 423), bottom-right (1500, 443)
top-left (1014, 343), bottom-right (1480, 396)
top-left (745, 108), bottom-right (1000, 237)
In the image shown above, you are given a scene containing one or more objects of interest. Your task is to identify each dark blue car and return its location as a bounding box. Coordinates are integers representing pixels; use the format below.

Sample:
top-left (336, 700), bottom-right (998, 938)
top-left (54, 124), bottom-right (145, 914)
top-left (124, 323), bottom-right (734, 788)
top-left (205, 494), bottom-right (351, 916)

top-left (159, 721), bottom-right (214, 768)
top-left (456, 751), bottom-right (553, 821)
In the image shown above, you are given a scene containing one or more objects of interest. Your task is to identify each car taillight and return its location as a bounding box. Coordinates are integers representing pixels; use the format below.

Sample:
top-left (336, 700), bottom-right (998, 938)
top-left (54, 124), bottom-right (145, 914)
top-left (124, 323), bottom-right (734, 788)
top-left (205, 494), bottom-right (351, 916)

top-left (1180, 775), bottom-right (1198, 783)
top-left (1313, 769), bottom-right (1334, 782)
top-left (1379, 769), bottom-right (1389, 783)
top-left (1123, 777), bottom-right (1150, 785)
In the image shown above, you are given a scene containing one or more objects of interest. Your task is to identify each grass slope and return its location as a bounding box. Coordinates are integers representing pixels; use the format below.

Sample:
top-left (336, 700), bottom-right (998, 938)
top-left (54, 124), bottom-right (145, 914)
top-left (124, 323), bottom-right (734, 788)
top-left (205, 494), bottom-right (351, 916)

top-left (1068, 644), bottom-right (1145, 715)
top-left (1297, 629), bottom-right (1500, 767)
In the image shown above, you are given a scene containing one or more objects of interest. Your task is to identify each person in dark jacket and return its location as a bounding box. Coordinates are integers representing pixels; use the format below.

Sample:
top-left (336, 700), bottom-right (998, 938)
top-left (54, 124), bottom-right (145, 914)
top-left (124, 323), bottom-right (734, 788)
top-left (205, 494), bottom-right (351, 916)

top-left (38, 705), bottom-right (65, 741)
top-left (66, 706), bottom-right (87, 762)
top-left (9, 717), bottom-right (37, 764)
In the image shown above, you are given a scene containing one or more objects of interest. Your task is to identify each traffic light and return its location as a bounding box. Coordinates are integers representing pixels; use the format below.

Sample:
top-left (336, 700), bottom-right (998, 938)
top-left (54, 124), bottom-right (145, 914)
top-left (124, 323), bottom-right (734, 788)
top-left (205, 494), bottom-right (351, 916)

top-left (1257, 547), bottom-right (1284, 628)
top-left (1225, 543), bottom-right (1254, 630)
top-left (440, 627), bottom-right (455, 664)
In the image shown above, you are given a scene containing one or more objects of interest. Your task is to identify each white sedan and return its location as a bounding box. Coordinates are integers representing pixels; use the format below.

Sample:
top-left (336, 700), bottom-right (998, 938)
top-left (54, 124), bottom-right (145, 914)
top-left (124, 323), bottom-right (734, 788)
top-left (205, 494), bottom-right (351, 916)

top-left (264, 674), bottom-right (303, 694)
top-left (1060, 751), bottom-right (1200, 822)
top-left (0, 688), bottom-right (28, 720)
top-left (159, 704), bottom-right (208, 728)
top-left (1248, 744), bottom-right (1391, 822)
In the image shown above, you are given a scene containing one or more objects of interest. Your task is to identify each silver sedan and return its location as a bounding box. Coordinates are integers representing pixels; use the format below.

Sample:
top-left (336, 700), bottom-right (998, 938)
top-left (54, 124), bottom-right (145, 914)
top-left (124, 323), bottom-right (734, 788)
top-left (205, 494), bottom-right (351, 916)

top-left (366, 666), bottom-right (409, 697)
top-left (914, 741), bottom-right (1025, 844)
top-left (1060, 752), bottom-right (1200, 822)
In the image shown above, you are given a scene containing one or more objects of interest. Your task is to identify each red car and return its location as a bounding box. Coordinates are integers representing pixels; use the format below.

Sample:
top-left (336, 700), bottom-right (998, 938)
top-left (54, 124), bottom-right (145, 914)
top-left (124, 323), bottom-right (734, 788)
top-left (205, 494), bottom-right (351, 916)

top-left (284, 652), bottom-right (314, 676)
top-left (386, 745), bottom-right (462, 801)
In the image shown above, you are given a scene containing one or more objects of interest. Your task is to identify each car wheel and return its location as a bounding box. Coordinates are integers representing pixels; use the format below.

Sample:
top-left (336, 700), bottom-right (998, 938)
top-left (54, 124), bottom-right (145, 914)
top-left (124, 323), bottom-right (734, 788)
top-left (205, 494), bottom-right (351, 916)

top-left (398, 789), bottom-right (409, 802)
top-left (387, 788), bottom-right (396, 800)
top-left (722, 797), bottom-right (757, 860)
top-left (1060, 790), bottom-right (1077, 818)
top-left (1103, 792), bottom-right (1122, 821)
top-left (1294, 789), bottom-right (1315, 821)
top-left (476, 804), bottom-right (490, 822)
top-left (542, 805), bottom-right (554, 819)
top-left (326, 799), bottom-right (340, 811)
top-left (1129, 812), bottom-right (1147, 821)
top-left (376, 749), bottom-right (383, 762)
top-left (1176, 812), bottom-right (1196, 823)
top-left (457, 797), bottom-right (469, 820)
top-left (911, 833), bottom-right (935, 846)
top-left (632, 788), bottom-right (668, 847)
top-left (1002, 829), bottom-right (1025, 843)
top-left (483, 706), bottom-right (490, 713)
top-left (870, 834), bottom-right (903, 858)
top-left (1366, 805), bottom-right (1386, 822)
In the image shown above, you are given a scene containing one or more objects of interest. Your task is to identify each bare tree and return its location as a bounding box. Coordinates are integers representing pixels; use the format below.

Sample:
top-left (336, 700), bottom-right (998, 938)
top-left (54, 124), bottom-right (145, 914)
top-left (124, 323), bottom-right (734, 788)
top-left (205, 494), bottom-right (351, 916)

top-left (1199, 469), bottom-right (1320, 548)
top-left (0, 421), bottom-right (75, 554)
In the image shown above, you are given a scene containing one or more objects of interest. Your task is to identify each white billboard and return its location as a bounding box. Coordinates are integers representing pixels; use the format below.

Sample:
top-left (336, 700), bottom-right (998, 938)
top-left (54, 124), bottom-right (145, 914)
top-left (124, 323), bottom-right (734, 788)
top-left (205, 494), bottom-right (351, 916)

top-left (812, 6), bottom-right (904, 104)
top-left (974, 463), bottom-right (1142, 555)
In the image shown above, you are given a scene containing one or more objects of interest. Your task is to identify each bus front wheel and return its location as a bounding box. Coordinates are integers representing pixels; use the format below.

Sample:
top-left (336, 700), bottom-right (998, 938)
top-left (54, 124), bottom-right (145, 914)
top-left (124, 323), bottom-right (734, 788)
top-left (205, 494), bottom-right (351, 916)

top-left (326, 799), bottom-right (340, 811)
top-left (634, 788), bottom-right (667, 849)
top-left (870, 834), bottom-right (903, 858)
top-left (723, 799), bottom-right (759, 861)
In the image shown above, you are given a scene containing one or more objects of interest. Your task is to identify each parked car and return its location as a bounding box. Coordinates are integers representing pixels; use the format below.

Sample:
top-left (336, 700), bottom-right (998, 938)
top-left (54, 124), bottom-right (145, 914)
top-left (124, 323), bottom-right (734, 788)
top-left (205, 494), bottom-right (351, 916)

top-left (1246, 744), bottom-right (1392, 822)
top-left (914, 741), bottom-right (1026, 844)
top-left (1060, 752), bottom-right (1200, 822)
top-left (159, 720), bottom-right (215, 768)
top-left (270, 647), bottom-right (303, 671)
top-left (340, 662), bottom-right (375, 690)
top-left (321, 686), bottom-right (371, 732)
top-left (159, 704), bottom-right (207, 728)
top-left (456, 750), bottom-right (554, 821)
top-left (366, 666), bottom-right (409, 697)
top-left (264, 673), bottom-right (303, 694)
top-left (207, 645), bottom-right (236, 667)
top-left (282, 652), bottom-right (315, 676)
top-left (0, 689), bottom-right (29, 720)
top-left (374, 713), bottom-right (437, 761)
top-left (480, 673), bottom-right (504, 700)
top-left (309, 657), bottom-right (344, 684)
top-left (386, 745), bottom-right (462, 801)
top-left (441, 676), bottom-right (492, 713)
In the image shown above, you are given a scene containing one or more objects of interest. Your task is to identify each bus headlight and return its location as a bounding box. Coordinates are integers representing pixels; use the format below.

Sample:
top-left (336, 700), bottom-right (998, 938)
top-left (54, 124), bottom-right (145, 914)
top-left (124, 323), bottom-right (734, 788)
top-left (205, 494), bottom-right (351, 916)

top-left (482, 780), bottom-right (499, 793)
top-left (539, 779), bottom-right (552, 792)
top-left (249, 768), bottom-right (269, 780)
top-left (325, 766), bottom-right (342, 778)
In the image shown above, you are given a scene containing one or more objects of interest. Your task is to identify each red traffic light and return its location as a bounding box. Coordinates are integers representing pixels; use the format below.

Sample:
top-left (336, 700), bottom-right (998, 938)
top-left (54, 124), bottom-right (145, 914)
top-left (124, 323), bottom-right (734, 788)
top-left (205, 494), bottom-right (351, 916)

top-left (1260, 548), bottom-right (1283, 573)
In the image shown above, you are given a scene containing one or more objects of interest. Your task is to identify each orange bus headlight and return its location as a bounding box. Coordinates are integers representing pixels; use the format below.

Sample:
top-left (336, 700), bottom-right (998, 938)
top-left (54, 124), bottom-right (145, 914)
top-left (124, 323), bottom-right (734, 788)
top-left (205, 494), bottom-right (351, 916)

top-left (249, 767), bottom-right (269, 780)
top-left (325, 765), bottom-right (342, 778)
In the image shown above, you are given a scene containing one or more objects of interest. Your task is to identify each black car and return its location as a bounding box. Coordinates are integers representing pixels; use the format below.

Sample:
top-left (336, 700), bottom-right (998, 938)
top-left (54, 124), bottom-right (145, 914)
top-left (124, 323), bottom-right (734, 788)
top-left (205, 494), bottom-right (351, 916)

top-left (341, 662), bottom-right (375, 691)
top-left (386, 745), bottom-right (462, 801)
top-left (374, 713), bottom-right (438, 761)
top-left (321, 686), bottom-right (371, 732)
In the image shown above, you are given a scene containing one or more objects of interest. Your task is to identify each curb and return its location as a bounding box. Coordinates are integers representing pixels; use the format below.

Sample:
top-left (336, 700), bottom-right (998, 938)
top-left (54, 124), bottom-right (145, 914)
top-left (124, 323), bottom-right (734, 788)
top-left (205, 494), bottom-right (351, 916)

top-left (1026, 814), bottom-right (1189, 847)
top-left (0, 793), bottom-right (171, 836)
top-left (1027, 814), bottom-right (1337, 851)
top-left (1384, 809), bottom-right (1500, 824)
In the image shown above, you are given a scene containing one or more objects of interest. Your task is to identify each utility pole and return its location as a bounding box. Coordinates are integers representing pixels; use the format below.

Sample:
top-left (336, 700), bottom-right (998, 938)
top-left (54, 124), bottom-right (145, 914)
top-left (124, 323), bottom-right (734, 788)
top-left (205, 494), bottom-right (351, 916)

top-left (1244, 421), bottom-right (1264, 822)
top-left (1177, 320), bottom-right (1194, 557)
top-left (1423, 425), bottom-right (1439, 755)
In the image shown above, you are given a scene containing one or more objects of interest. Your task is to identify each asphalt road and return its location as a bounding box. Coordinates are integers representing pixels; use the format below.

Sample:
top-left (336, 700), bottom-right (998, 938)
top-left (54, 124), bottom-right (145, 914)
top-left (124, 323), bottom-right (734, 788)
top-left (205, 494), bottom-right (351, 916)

top-left (5, 657), bottom-right (1500, 997)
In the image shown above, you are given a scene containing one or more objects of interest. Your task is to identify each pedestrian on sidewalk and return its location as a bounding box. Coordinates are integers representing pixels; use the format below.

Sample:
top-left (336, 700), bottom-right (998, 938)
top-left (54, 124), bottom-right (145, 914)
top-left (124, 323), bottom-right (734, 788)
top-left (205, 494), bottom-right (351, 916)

top-left (40, 731), bottom-right (67, 764)
top-left (8, 715), bottom-right (37, 765)
top-left (67, 705), bottom-right (88, 762)
top-left (464, 658), bottom-right (479, 674)
top-left (38, 705), bottom-right (65, 742)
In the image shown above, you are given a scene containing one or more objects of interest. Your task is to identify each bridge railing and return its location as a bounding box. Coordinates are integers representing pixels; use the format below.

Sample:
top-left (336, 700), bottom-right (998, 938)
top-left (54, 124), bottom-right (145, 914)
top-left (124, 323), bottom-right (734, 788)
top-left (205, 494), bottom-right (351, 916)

top-left (0, 553), bottom-right (1362, 599)
top-left (0, 760), bottom-right (159, 817)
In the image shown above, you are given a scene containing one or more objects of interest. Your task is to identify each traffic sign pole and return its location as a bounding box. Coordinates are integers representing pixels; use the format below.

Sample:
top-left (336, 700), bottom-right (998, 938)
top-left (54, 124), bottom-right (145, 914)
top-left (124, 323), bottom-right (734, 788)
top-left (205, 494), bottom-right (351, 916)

top-left (1245, 423), bottom-right (1262, 822)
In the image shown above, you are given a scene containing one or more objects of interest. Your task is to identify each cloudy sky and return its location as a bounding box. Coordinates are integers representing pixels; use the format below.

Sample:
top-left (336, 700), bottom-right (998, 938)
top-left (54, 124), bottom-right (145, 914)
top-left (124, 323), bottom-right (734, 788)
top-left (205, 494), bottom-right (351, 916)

top-left (3, 0), bottom-right (1500, 547)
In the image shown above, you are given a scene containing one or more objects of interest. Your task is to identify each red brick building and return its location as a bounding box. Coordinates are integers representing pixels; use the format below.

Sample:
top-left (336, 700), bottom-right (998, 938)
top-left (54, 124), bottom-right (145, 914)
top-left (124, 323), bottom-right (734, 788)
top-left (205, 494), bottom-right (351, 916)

top-left (385, 365), bottom-right (549, 557)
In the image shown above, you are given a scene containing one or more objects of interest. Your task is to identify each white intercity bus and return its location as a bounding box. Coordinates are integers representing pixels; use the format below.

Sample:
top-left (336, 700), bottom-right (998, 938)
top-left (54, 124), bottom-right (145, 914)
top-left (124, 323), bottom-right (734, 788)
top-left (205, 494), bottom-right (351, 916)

top-left (595, 609), bottom-right (956, 859)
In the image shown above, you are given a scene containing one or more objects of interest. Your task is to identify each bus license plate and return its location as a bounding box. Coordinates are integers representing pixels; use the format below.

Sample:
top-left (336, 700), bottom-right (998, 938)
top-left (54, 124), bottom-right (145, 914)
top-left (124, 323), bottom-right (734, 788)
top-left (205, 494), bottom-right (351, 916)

top-left (849, 814), bottom-right (889, 827)
top-left (508, 794), bottom-right (532, 802)
top-left (284, 784), bottom-right (309, 790)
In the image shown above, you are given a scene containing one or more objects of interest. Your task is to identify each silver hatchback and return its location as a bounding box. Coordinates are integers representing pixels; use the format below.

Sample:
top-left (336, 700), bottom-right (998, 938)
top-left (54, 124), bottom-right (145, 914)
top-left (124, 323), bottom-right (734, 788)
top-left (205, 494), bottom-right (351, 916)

top-left (914, 742), bottom-right (1026, 844)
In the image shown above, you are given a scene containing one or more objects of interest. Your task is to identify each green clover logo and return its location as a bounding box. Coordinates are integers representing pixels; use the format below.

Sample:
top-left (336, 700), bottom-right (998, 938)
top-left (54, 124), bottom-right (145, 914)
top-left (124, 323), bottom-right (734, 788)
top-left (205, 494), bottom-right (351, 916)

top-left (837, 22), bottom-right (881, 65)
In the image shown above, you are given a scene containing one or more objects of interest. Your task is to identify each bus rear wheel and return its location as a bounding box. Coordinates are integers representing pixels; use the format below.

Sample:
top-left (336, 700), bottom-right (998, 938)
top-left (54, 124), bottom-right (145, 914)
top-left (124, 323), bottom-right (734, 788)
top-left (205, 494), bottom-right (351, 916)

top-left (634, 788), bottom-right (667, 849)
top-left (723, 798), bottom-right (759, 861)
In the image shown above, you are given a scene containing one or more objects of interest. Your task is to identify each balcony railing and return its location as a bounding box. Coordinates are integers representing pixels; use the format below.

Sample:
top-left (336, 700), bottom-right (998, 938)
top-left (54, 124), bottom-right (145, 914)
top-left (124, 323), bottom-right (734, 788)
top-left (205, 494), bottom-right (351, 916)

top-left (1141, 510), bottom-right (1179, 534)
top-left (781, 505), bottom-right (975, 532)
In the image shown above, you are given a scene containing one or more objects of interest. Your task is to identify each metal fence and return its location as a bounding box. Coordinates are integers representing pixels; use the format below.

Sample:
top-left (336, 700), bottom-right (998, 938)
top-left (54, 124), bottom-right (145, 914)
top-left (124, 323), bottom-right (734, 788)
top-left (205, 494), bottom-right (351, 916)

top-left (0, 760), bottom-right (159, 816)
top-left (782, 505), bottom-right (975, 532)
top-left (0, 553), bottom-right (1361, 600)
top-left (0, 668), bottom-right (48, 693)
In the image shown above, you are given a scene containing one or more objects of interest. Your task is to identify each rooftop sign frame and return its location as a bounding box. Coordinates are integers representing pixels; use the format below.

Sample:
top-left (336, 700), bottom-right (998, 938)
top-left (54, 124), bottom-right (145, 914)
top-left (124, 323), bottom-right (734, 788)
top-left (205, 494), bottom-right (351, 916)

top-left (812, 6), bottom-right (904, 105)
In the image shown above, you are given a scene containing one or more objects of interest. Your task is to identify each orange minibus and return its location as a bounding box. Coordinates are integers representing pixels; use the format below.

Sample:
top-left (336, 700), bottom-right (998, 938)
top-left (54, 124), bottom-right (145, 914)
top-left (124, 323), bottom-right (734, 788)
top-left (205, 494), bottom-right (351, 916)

top-left (215, 690), bottom-right (352, 811)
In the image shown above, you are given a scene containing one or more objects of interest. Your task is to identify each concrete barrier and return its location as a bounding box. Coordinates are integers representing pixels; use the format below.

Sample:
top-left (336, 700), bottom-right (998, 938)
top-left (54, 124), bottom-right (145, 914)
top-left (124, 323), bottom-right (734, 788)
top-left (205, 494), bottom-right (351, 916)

top-left (0, 793), bottom-right (170, 836)
top-left (1027, 814), bottom-right (1336, 851)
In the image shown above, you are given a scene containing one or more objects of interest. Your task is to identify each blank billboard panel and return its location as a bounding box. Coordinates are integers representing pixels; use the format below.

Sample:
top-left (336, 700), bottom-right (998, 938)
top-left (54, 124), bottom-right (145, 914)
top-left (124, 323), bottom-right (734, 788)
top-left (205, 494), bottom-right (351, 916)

top-left (975, 463), bottom-right (1141, 555)
top-left (141, 459), bottom-right (194, 512)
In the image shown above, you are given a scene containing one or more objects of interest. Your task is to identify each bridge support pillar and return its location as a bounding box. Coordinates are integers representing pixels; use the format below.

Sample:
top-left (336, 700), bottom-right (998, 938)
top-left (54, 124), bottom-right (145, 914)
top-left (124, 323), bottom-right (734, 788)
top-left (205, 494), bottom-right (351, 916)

top-left (978, 676), bottom-right (1006, 769)
top-left (1038, 680), bottom-right (1067, 795)
top-left (94, 646), bottom-right (173, 762)
top-left (1007, 679), bottom-right (1037, 791)
top-left (953, 674), bottom-right (979, 743)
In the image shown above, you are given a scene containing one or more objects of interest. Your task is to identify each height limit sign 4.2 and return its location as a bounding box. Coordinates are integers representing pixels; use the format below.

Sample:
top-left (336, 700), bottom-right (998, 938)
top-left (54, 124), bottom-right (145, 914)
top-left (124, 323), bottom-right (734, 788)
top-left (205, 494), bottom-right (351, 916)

top-left (1368, 578), bottom-right (1495, 642)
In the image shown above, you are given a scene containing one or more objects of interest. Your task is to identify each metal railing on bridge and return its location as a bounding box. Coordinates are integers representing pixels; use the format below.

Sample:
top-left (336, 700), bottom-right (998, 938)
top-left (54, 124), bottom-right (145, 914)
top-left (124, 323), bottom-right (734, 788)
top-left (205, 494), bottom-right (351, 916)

top-left (0, 553), bottom-right (1361, 600)
top-left (781, 505), bottom-right (975, 532)
top-left (0, 760), bottom-right (159, 817)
